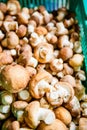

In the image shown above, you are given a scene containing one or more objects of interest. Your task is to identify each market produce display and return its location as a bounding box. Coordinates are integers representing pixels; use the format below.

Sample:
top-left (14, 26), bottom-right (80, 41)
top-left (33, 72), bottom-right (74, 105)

top-left (0, 0), bottom-right (87, 130)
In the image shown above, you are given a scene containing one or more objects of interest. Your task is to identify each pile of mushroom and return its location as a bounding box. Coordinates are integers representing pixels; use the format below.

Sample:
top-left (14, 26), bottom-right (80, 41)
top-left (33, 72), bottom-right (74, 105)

top-left (0, 0), bottom-right (87, 130)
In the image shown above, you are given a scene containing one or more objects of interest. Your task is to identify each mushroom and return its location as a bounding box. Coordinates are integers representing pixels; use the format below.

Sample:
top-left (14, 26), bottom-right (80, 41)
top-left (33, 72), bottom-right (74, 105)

top-left (0, 90), bottom-right (14, 105)
top-left (0, 2), bottom-right (7, 13)
top-left (80, 101), bottom-right (87, 117)
top-left (17, 25), bottom-right (27, 38)
top-left (0, 30), bottom-right (5, 41)
top-left (8, 121), bottom-right (20, 130)
top-left (56, 7), bottom-right (68, 21)
top-left (69, 121), bottom-right (77, 130)
top-left (29, 32), bottom-right (47, 47)
top-left (3, 21), bottom-right (18, 32)
top-left (12, 101), bottom-right (28, 122)
top-left (28, 20), bottom-right (36, 34)
top-left (73, 41), bottom-right (82, 53)
top-left (64, 18), bottom-right (74, 28)
top-left (17, 7), bottom-right (30, 25)
top-left (29, 69), bottom-right (52, 99)
top-left (69, 54), bottom-right (84, 69)
top-left (5, 31), bottom-right (19, 49)
top-left (34, 43), bottom-right (53, 63)
top-left (54, 106), bottom-right (72, 125)
top-left (59, 47), bottom-right (73, 61)
top-left (0, 10), bottom-right (4, 21)
top-left (70, 32), bottom-right (79, 43)
top-left (0, 64), bottom-right (29, 93)
top-left (0, 50), bottom-right (13, 66)
top-left (50, 58), bottom-right (63, 73)
top-left (31, 11), bottom-right (44, 25)
top-left (46, 82), bottom-right (74, 106)
top-left (63, 63), bottom-right (74, 75)
top-left (65, 96), bottom-right (81, 117)
top-left (79, 118), bottom-right (87, 130)
top-left (37, 119), bottom-right (68, 130)
top-left (24, 101), bottom-right (55, 129)
top-left (56, 22), bottom-right (68, 36)
top-left (75, 70), bottom-right (86, 81)
top-left (7, 0), bottom-right (21, 15)
top-left (17, 44), bottom-right (32, 66)
top-left (74, 80), bottom-right (85, 101)
top-left (60, 75), bottom-right (76, 87)
top-left (58, 35), bottom-right (73, 49)
top-left (35, 26), bottom-right (47, 35)
top-left (26, 66), bottom-right (37, 79)
top-left (46, 22), bottom-right (57, 33)
top-left (46, 32), bottom-right (57, 44)
top-left (38, 5), bottom-right (53, 24)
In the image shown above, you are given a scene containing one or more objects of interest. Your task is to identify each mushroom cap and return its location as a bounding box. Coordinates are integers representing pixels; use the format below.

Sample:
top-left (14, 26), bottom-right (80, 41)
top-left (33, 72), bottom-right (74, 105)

top-left (54, 106), bottom-right (72, 125)
top-left (29, 69), bottom-right (52, 99)
top-left (0, 64), bottom-right (29, 93)
top-left (46, 82), bottom-right (74, 106)
top-left (37, 119), bottom-right (68, 130)
top-left (60, 75), bottom-right (76, 87)
top-left (34, 43), bottom-right (53, 63)
top-left (59, 47), bottom-right (73, 61)
top-left (79, 118), bottom-right (87, 130)
top-left (24, 101), bottom-right (41, 129)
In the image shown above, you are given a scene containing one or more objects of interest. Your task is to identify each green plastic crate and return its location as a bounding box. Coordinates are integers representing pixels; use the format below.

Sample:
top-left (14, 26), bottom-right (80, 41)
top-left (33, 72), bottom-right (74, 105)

top-left (0, 0), bottom-right (87, 87)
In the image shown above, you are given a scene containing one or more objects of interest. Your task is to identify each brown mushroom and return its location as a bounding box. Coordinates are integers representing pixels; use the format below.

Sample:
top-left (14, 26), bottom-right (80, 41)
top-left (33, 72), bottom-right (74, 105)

top-left (0, 64), bottom-right (29, 93)
top-left (79, 118), bottom-right (87, 130)
top-left (54, 106), bottom-right (72, 125)
top-left (17, 25), bottom-right (27, 38)
top-left (37, 119), bottom-right (68, 130)
top-left (29, 69), bottom-right (52, 99)
top-left (59, 47), bottom-right (73, 61)
top-left (34, 43), bottom-right (53, 63)
top-left (24, 101), bottom-right (55, 129)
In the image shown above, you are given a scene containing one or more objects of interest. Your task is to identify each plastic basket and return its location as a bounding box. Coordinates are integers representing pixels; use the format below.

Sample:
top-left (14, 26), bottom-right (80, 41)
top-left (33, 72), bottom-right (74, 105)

top-left (0, 0), bottom-right (87, 87)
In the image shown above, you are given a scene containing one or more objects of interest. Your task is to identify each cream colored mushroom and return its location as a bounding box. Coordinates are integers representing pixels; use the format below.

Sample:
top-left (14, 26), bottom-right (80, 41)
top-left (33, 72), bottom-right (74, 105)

top-left (69, 54), bottom-right (84, 68)
top-left (37, 119), bottom-right (68, 130)
top-left (7, 0), bottom-right (21, 15)
top-left (31, 11), bottom-right (44, 25)
top-left (24, 101), bottom-right (55, 129)
top-left (3, 21), bottom-right (18, 32)
top-left (54, 106), bottom-right (72, 125)
top-left (0, 30), bottom-right (5, 41)
top-left (46, 22), bottom-right (57, 33)
top-left (29, 69), bottom-right (52, 99)
top-left (63, 63), bottom-right (74, 75)
top-left (0, 64), bottom-right (29, 93)
top-left (81, 101), bottom-right (87, 117)
top-left (73, 41), bottom-right (82, 53)
top-left (56, 22), bottom-right (68, 36)
top-left (60, 75), bottom-right (76, 87)
top-left (58, 35), bottom-right (73, 49)
top-left (79, 118), bottom-right (87, 130)
top-left (34, 43), bottom-right (53, 63)
top-left (64, 18), bottom-right (74, 28)
top-left (65, 96), bottom-right (80, 117)
top-left (28, 20), bottom-right (36, 34)
top-left (46, 82), bottom-right (74, 106)
top-left (46, 32), bottom-right (57, 44)
top-left (50, 58), bottom-right (63, 73)
top-left (75, 70), bottom-right (86, 81)
top-left (12, 101), bottom-right (28, 122)
top-left (56, 7), bottom-right (67, 21)
top-left (17, 7), bottom-right (30, 25)
top-left (29, 32), bottom-right (47, 47)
